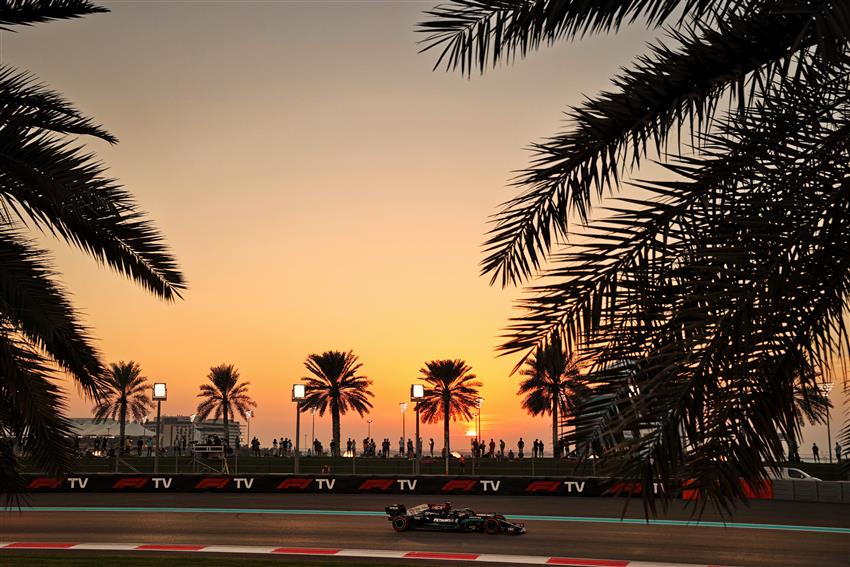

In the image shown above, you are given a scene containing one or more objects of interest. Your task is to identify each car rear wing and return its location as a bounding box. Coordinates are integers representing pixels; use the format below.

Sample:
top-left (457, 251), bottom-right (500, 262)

top-left (385, 504), bottom-right (406, 517)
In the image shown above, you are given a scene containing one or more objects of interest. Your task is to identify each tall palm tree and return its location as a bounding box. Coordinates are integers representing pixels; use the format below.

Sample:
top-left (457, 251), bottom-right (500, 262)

top-left (518, 333), bottom-right (584, 458)
top-left (92, 361), bottom-right (152, 456)
top-left (301, 350), bottom-right (373, 457)
top-left (196, 364), bottom-right (256, 447)
top-left (0, 1), bottom-right (185, 498)
top-left (417, 359), bottom-right (481, 474)
top-left (419, 1), bottom-right (846, 511)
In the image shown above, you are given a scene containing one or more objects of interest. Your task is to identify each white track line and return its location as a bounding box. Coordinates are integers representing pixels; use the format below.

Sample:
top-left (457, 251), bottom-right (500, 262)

top-left (0, 541), bottom-right (735, 566)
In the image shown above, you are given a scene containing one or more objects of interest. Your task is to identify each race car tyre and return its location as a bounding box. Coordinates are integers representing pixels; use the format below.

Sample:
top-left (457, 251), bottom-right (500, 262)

top-left (484, 518), bottom-right (501, 535)
top-left (392, 516), bottom-right (410, 532)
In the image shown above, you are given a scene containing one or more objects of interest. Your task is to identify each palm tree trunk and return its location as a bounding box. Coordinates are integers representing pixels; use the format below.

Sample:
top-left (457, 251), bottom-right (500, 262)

top-left (443, 394), bottom-right (450, 475)
top-left (551, 390), bottom-right (559, 460)
top-left (332, 397), bottom-right (341, 457)
top-left (118, 397), bottom-right (127, 456)
top-left (223, 403), bottom-right (230, 447)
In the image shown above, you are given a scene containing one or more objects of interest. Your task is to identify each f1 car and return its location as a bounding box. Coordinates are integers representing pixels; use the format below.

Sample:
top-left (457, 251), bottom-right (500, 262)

top-left (385, 502), bottom-right (526, 535)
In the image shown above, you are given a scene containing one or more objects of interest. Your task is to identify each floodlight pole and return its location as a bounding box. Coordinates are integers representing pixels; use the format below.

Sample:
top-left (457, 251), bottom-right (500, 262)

top-left (822, 382), bottom-right (834, 464)
top-left (152, 383), bottom-right (166, 473)
top-left (189, 414), bottom-right (197, 473)
top-left (410, 384), bottom-right (424, 476)
top-left (154, 399), bottom-right (162, 473)
top-left (295, 400), bottom-right (301, 473)
top-left (414, 403), bottom-right (420, 475)
top-left (293, 384), bottom-right (305, 474)
top-left (401, 404), bottom-right (406, 457)
top-left (246, 410), bottom-right (252, 447)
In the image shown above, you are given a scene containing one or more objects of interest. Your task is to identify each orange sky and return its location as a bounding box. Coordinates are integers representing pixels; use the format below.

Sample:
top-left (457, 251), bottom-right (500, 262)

top-left (2, 1), bottom-right (843, 453)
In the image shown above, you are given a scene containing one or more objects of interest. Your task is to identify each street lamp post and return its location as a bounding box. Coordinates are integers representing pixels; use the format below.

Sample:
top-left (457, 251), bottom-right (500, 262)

top-left (189, 414), bottom-right (196, 472)
top-left (400, 402), bottom-right (408, 457)
top-left (475, 397), bottom-right (484, 474)
top-left (292, 384), bottom-right (306, 473)
top-left (822, 381), bottom-right (834, 464)
top-left (476, 397), bottom-right (484, 450)
top-left (141, 416), bottom-right (149, 452)
top-left (152, 383), bottom-right (167, 473)
top-left (246, 410), bottom-right (252, 449)
top-left (411, 384), bottom-right (425, 475)
top-left (367, 419), bottom-right (372, 440)
top-left (311, 408), bottom-right (316, 455)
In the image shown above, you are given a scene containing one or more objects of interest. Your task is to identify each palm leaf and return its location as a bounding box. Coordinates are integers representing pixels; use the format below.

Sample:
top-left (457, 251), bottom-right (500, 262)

top-left (481, 6), bottom-right (829, 286)
top-left (418, 0), bottom-right (746, 76)
top-left (0, 126), bottom-right (185, 300)
top-left (0, 228), bottom-right (104, 396)
top-left (0, 0), bottom-right (106, 31)
top-left (0, 66), bottom-right (115, 142)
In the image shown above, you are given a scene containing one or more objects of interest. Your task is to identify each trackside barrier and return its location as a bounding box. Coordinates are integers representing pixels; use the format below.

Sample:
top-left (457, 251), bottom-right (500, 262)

top-left (771, 480), bottom-right (850, 503)
top-left (19, 474), bottom-right (820, 501)
top-left (22, 475), bottom-right (625, 496)
top-left (22, 474), bottom-right (850, 502)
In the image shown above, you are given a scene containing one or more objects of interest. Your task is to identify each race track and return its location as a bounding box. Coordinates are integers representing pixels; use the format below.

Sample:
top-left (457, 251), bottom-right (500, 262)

top-left (2, 494), bottom-right (848, 566)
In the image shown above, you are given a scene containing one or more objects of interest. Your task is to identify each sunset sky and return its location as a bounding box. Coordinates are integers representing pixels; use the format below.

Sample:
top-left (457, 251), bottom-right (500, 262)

top-left (3, 1), bottom-right (842, 453)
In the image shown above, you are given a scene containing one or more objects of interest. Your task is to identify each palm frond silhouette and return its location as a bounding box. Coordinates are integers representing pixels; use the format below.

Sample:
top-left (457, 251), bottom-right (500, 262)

top-left (196, 364), bottom-right (256, 447)
top-left (0, 1), bottom-right (185, 499)
top-left (417, 359), bottom-right (481, 473)
top-left (92, 361), bottom-right (152, 455)
top-left (301, 350), bottom-right (374, 456)
top-left (419, 0), bottom-right (848, 512)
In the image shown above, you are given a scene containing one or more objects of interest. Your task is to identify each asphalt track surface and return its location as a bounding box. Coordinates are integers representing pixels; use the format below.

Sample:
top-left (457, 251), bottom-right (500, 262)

top-left (2, 494), bottom-right (848, 566)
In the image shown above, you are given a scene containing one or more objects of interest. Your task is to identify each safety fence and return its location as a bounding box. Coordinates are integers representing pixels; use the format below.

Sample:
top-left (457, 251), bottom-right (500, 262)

top-left (772, 480), bottom-right (850, 503)
top-left (18, 474), bottom-right (850, 502)
top-left (22, 475), bottom-right (629, 496)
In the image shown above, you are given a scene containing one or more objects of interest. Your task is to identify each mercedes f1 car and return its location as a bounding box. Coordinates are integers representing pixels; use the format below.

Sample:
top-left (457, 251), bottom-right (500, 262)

top-left (385, 502), bottom-right (526, 535)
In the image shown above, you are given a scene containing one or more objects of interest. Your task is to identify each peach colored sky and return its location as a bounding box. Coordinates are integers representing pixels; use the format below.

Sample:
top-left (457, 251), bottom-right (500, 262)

top-left (2, 1), bottom-right (842, 453)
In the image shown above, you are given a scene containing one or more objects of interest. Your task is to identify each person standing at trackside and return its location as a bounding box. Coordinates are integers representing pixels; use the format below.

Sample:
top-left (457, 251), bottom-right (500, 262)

top-left (499, 439), bottom-right (505, 459)
top-left (399, 436), bottom-right (404, 457)
top-left (518, 437), bottom-right (525, 459)
top-left (429, 438), bottom-right (435, 458)
top-left (836, 442), bottom-right (843, 462)
top-left (539, 440), bottom-right (545, 458)
top-left (812, 443), bottom-right (820, 462)
top-left (489, 438), bottom-right (495, 458)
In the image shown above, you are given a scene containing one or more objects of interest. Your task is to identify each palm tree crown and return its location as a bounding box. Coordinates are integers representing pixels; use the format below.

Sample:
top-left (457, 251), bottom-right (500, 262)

top-left (92, 361), bottom-right (152, 454)
top-left (196, 364), bottom-right (256, 446)
top-left (302, 350), bottom-right (373, 456)
top-left (1, 1), bottom-right (185, 498)
top-left (518, 333), bottom-right (583, 458)
top-left (419, 0), bottom-right (846, 511)
top-left (417, 359), bottom-right (481, 472)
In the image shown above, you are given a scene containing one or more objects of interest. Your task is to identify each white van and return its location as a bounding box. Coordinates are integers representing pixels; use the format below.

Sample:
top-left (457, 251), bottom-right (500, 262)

top-left (768, 467), bottom-right (821, 481)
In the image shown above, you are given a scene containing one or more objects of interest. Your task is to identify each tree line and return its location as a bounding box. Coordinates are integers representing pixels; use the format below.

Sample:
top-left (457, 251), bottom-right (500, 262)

top-left (93, 344), bottom-right (582, 462)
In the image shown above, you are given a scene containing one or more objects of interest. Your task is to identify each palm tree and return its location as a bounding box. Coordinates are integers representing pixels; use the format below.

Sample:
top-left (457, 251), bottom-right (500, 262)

top-left (196, 364), bottom-right (256, 447)
top-left (517, 333), bottom-right (584, 458)
top-left (0, 2), bottom-right (185, 498)
top-left (301, 350), bottom-right (374, 457)
top-left (417, 359), bottom-right (482, 474)
top-left (418, 1), bottom-right (844, 510)
top-left (92, 361), bottom-right (152, 456)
